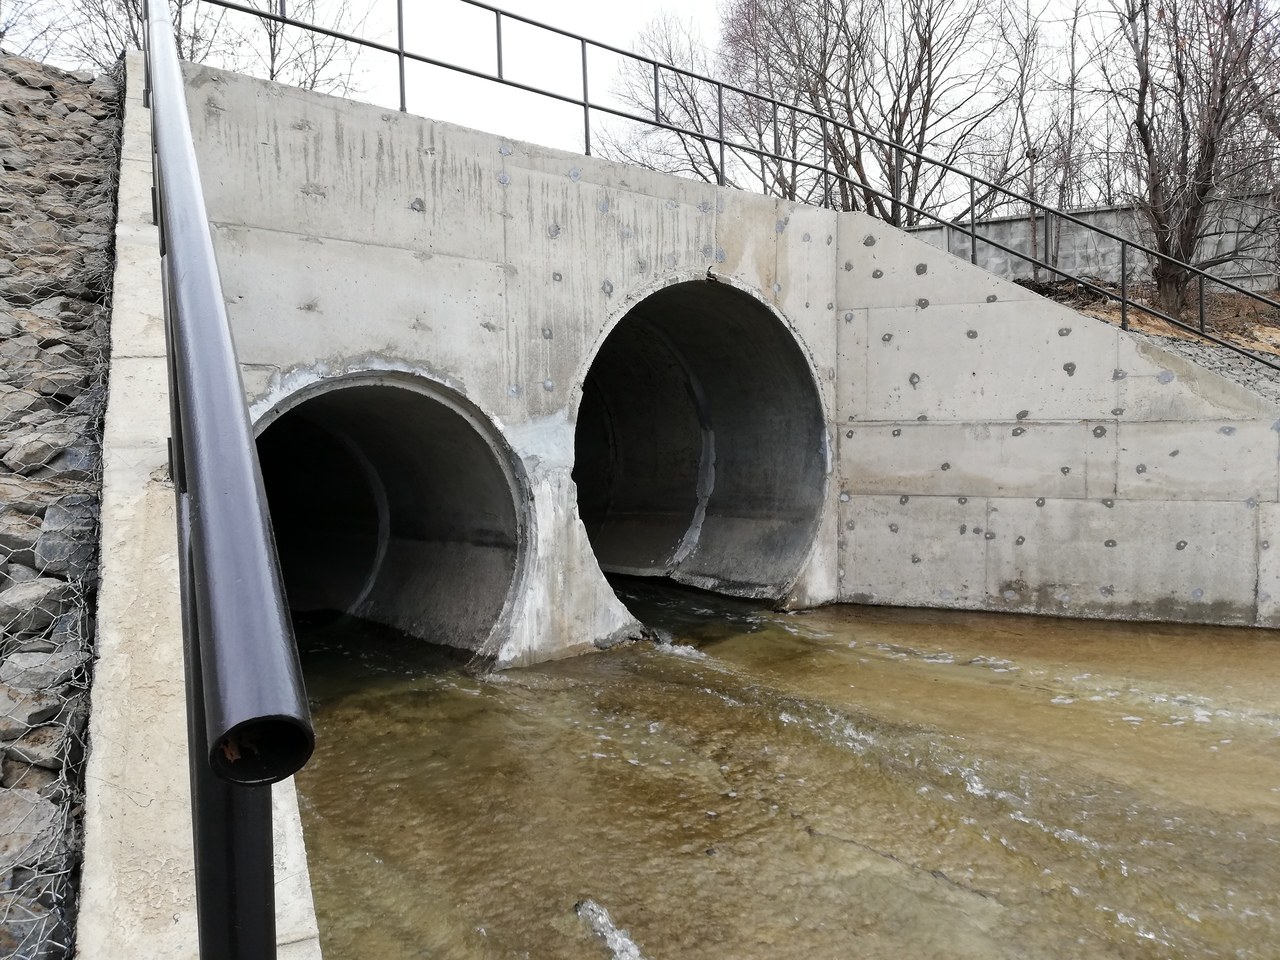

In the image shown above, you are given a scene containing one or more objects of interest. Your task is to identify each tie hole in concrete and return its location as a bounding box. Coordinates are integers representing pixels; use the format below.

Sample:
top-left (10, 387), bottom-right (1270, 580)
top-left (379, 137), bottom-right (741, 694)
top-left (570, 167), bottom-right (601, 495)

top-left (256, 378), bottom-right (526, 654)
top-left (574, 279), bottom-right (827, 599)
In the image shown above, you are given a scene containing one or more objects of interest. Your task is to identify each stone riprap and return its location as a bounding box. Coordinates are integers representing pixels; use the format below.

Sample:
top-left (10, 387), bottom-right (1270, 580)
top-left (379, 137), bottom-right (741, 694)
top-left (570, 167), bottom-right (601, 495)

top-left (0, 50), bottom-right (120, 960)
top-left (1134, 331), bottom-right (1280, 407)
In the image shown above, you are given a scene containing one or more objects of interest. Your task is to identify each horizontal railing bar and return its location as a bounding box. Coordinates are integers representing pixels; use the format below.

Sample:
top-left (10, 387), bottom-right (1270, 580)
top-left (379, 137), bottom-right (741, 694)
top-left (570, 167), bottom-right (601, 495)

top-left (198, 0), bottom-right (1280, 355)
top-left (844, 180), bottom-right (1280, 371)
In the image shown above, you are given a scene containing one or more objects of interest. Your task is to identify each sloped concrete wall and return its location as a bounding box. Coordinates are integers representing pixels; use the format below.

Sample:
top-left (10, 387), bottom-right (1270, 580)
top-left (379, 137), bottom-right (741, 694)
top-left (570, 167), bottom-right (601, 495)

top-left (183, 63), bottom-right (1280, 660)
top-left (837, 218), bottom-right (1280, 626)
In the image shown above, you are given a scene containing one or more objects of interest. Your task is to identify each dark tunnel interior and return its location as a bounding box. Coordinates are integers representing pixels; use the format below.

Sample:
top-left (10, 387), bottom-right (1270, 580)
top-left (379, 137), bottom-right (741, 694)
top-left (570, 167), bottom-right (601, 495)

top-left (257, 382), bottom-right (523, 653)
top-left (573, 280), bottom-right (827, 599)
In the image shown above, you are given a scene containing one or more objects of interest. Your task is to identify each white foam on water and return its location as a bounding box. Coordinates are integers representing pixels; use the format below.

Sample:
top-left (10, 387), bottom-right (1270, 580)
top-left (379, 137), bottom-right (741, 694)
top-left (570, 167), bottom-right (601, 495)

top-left (576, 899), bottom-right (649, 960)
top-left (655, 641), bottom-right (709, 660)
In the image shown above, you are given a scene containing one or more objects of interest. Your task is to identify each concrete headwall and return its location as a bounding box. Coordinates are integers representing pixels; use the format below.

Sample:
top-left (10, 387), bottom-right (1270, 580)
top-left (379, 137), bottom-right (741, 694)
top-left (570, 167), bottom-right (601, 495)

top-left (181, 64), bottom-right (1280, 662)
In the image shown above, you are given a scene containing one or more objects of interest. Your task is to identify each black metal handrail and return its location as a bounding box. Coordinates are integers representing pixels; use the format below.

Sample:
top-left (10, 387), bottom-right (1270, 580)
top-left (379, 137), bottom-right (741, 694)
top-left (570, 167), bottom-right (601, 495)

top-left (143, 0), bottom-right (315, 955)
top-left (200, 0), bottom-right (1280, 373)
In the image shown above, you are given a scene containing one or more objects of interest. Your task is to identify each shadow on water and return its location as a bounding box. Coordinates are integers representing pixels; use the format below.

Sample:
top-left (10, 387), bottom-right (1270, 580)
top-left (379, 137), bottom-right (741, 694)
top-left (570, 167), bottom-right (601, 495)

top-left (607, 574), bottom-right (776, 639)
top-left (292, 587), bottom-right (1280, 960)
top-left (293, 610), bottom-right (488, 694)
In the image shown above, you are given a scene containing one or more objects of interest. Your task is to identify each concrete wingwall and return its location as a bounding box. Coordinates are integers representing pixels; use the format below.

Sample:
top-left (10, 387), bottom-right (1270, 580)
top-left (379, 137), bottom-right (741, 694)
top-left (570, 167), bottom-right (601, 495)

top-left (835, 225), bottom-right (1280, 625)
top-left (181, 64), bottom-right (1280, 665)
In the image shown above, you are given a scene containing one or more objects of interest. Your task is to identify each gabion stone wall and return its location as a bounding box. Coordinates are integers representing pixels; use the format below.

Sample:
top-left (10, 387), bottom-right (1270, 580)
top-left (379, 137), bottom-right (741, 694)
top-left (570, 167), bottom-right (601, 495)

top-left (0, 51), bottom-right (121, 958)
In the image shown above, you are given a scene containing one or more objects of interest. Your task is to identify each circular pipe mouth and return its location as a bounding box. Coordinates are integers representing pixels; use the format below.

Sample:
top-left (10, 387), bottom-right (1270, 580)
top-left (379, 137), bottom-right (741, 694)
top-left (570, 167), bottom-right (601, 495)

top-left (257, 376), bottom-right (527, 654)
top-left (574, 280), bottom-right (826, 598)
top-left (210, 717), bottom-right (315, 785)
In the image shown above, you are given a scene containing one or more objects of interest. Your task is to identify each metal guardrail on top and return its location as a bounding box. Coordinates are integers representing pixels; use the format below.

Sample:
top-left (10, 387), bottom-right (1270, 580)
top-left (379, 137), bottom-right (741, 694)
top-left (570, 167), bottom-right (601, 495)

top-left (142, 0), bottom-right (314, 955)
top-left (203, 0), bottom-right (1280, 374)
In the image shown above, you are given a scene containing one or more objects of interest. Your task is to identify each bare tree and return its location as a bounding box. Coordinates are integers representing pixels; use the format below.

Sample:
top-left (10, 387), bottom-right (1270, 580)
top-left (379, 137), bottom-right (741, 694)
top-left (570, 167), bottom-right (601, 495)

top-left (231, 0), bottom-right (366, 95)
top-left (601, 16), bottom-right (732, 186)
top-left (1046, 1), bottom-right (1105, 214)
top-left (987, 0), bottom-right (1107, 274)
top-left (843, 1), bottom-right (1004, 215)
top-left (994, 0), bottom-right (1050, 274)
top-left (1099, 0), bottom-right (1280, 317)
top-left (30, 0), bottom-right (364, 95)
top-left (718, 0), bottom-right (1013, 223)
top-left (603, 14), bottom-right (831, 200)
top-left (57, 0), bottom-right (231, 69)
top-left (0, 0), bottom-right (70, 60)
top-left (606, 0), bottom-right (1011, 227)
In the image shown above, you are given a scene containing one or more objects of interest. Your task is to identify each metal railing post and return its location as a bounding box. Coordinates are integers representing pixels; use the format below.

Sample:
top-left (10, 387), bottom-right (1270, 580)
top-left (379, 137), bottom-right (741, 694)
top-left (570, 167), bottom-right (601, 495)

top-left (820, 117), bottom-right (829, 208)
top-left (969, 180), bottom-right (977, 264)
top-left (1120, 242), bottom-right (1129, 331)
top-left (652, 62), bottom-right (659, 121)
top-left (1044, 208), bottom-right (1052, 279)
top-left (495, 10), bottom-right (503, 80)
top-left (716, 83), bottom-right (725, 186)
top-left (142, 0), bottom-right (153, 108)
top-left (581, 38), bottom-right (590, 155)
top-left (396, 0), bottom-right (406, 112)
top-left (1199, 274), bottom-right (1206, 333)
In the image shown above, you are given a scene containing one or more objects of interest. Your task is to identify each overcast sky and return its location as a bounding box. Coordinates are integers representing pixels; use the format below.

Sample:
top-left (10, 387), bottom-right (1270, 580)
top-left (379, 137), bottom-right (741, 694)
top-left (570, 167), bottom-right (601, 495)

top-left (338, 0), bottom-right (723, 152)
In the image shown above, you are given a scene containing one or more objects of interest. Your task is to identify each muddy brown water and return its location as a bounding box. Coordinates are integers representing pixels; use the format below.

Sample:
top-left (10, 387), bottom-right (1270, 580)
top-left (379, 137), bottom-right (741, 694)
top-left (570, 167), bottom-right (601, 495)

top-left (295, 582), bottom-right (1280, 959)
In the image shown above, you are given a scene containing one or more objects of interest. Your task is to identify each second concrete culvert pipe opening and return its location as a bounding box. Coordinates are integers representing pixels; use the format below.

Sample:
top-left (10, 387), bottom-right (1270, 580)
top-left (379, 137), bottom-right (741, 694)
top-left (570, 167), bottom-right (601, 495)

top-left (574, 279), bottom-right (828, 599)
top-left (256, 379), bottom-right (525, 655)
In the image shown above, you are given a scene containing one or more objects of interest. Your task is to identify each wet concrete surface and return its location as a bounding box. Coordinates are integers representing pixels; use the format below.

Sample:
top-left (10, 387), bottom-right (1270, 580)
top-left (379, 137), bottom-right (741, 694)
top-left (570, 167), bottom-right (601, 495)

top-left (294, 582), bottom-right (1280, 959)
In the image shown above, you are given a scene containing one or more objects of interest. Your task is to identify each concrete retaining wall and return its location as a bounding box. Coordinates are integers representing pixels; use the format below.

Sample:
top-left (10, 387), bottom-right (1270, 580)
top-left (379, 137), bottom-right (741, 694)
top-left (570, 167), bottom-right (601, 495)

top-left (909, 203), bottom-right (1279, 291)
top-left (181, 64), bottom-right (1280, 665)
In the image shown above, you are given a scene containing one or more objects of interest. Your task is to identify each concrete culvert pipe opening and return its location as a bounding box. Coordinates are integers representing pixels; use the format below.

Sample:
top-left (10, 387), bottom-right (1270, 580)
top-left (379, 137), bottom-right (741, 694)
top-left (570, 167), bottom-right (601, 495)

top-left (256, 380), bottom-right (524, 654)
top-left (574, 280), bottom-right (827, 599)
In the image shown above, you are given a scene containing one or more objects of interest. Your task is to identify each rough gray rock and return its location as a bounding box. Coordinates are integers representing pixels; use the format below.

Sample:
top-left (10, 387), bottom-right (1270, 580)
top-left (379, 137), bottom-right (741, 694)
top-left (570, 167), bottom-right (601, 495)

top-left (0, 894), bottom-right (60, 960)
top-left (45, 610), bottom-right (86, 649)
top-left (0, 334), bottom-right (40, 362)
top-left (1, 563), bottom-right (41, 587)
top-left (0, 652), bottom-right (83, 692)
top-left (0, 684), bottom-right (60, 740)
top-left (0, 789), bottom-right (60, 869)
top-left (1, 757), bottom-right (61, 797)
top-left (34, 442), bottom-right (98, 482)
top-left (0, 579), bottom-right (72, 637)
top-left (0, 386), bottom-right (49, 423)
top-left (26, 365), bottom-right (89, 401)
top-left (0, 476), bottom-right (74, 513)
top-left (6, 725), bottom-right (67, 771)
top-left (0, 513), bottom-right (41, 567)
top-left (2, 432), bottom-right (71, 474)
top-left (0, 44), bottom-right (124, 960)
top-left (33, 499), bottom-right (96, 576)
